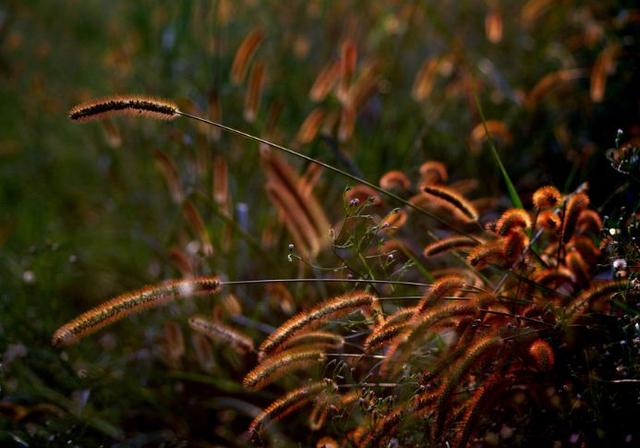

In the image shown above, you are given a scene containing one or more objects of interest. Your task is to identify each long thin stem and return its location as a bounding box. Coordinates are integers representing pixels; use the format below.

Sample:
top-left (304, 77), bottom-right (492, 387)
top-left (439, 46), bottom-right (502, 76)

top-left (337, 382), bottom-right (415, 388)
top-left (221, 278), bottom-right (432, 287)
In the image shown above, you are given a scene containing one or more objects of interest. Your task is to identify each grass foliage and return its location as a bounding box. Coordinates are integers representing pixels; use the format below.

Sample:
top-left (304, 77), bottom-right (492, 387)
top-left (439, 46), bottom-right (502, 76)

top-left (2, 1), bottom-right (640, 446)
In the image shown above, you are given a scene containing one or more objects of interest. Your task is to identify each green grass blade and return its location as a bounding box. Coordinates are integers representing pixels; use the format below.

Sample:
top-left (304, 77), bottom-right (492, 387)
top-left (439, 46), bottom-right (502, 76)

top-left (472, 90), bottom-right (524, 210)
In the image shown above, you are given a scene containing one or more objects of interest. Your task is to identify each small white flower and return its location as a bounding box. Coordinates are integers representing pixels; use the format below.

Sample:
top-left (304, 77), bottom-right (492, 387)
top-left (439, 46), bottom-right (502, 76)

top-left (22, 270), bottom-right (35, 284)
top-left (613, 259), bottom-right (627, 270)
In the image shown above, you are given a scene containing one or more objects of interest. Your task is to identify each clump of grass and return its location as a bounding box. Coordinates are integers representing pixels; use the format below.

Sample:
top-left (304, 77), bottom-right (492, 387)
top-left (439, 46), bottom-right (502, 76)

top-left (6, 3), bottom-right (636, 445)
top-left (56, 95), bottom-right (638, 446)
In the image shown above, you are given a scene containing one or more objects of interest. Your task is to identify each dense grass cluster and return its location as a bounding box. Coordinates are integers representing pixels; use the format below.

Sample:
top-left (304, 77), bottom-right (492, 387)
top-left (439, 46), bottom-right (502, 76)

top-left (2, 1), bottom-right (639, 447)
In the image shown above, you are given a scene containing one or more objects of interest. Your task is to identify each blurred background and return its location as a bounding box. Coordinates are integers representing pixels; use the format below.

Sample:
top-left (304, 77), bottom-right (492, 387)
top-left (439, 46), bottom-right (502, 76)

top-left (1, 0), bottom-right (639, 446)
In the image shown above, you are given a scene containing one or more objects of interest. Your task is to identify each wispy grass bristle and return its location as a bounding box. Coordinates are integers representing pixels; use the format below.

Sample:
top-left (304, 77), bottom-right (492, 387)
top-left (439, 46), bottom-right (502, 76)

top-left (379, 170), bottom-right (411, 191)
top-left (422, 185), bottom-right (479, 222)
top-left (244, 60), bottom-right (266, 122)
top-left (231, 29), bottom-right (264, 85)
top-left (309, 60), bottom-right (340, 102)
top-left (182, 201), bottom-right (214, 257)
top-left (423, 236), bottom-right (478, 257)
top-left (296, 107), bottom-right (325, 144)
top-left (188, 315), bottom-right (254, 353)
top-left (412, 58), bottom-right (440, 102)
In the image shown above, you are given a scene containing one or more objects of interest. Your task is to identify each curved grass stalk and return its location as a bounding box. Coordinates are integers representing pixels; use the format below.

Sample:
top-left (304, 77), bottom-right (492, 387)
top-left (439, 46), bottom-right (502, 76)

top-left (423, 236), bottom-right (478, 257)
top-left (258, 291), bottom-right (376, 356)
top-left (248, 380), bottom-right (334, 437)
top-left (243, 348), bottom-right (326, 390)
top-left (278, 331), bottom-right (345, 352)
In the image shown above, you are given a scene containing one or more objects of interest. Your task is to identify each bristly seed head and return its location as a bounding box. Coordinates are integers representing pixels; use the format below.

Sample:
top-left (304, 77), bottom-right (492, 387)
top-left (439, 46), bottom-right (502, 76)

top-left (69, 96), bottom-right (180, 122)
top-left (532, 185), bottom-right (561, 209)
top-left (52, 276), bottom-right (221, 347)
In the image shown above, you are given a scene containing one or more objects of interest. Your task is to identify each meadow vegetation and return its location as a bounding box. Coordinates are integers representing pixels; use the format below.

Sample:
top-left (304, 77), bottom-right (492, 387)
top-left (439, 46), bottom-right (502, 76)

top-left (1, 1), bottom-right (639, 446)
